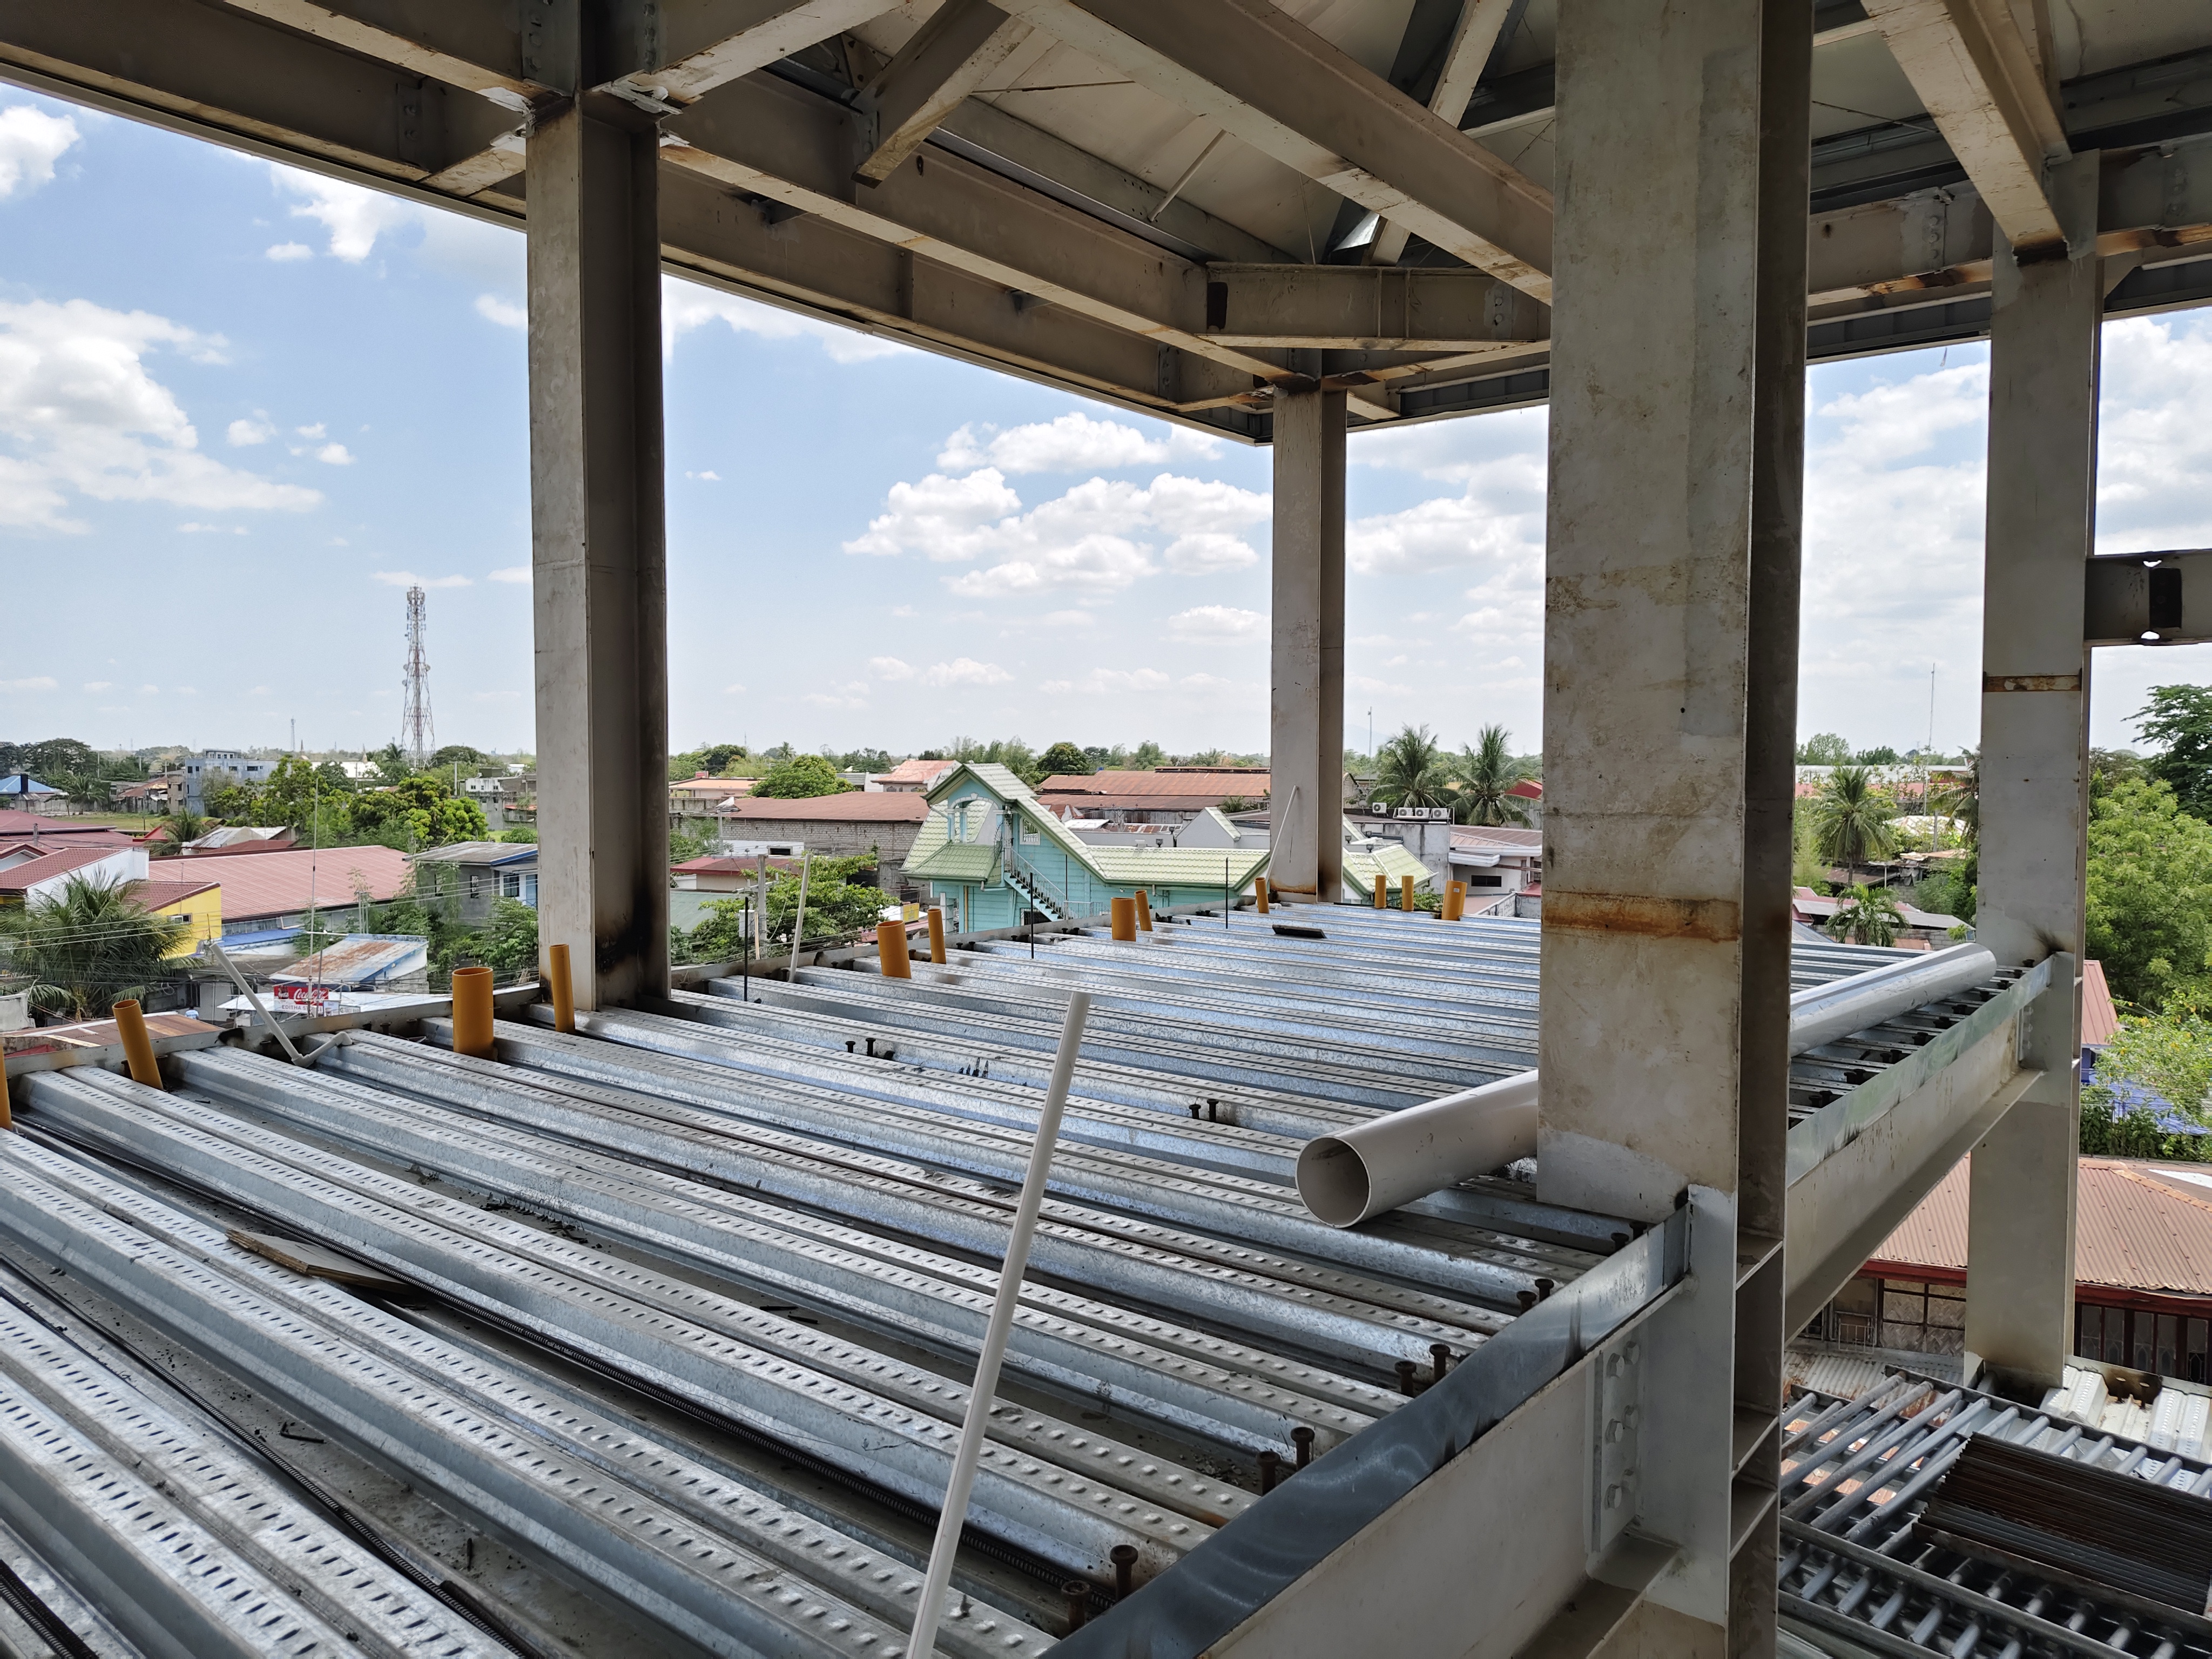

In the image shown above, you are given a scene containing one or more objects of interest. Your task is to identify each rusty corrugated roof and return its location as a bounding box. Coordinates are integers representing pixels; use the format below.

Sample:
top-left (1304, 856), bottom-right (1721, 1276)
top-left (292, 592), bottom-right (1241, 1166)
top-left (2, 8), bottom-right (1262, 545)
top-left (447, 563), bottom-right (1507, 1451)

top-left (2083, 959), bottom-right (2120, 1046)
top-left (1869, 1156), bottom-right (2212, 1297)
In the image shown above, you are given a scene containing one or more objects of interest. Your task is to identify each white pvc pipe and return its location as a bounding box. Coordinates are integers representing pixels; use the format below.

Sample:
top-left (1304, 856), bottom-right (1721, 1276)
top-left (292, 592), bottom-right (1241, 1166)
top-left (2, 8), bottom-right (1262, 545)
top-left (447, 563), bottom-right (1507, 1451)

top-left (1296, 941), bottom-right (1998, 1228)
top-left (1786, 941), bottom-right (1995, 1057)
top-left (906, 990), bottom-right (1092, 1658)
top-left (786, 852), bottom-right (811, 983)
top-left (1298, 1071), bottom-right (1538, 1229)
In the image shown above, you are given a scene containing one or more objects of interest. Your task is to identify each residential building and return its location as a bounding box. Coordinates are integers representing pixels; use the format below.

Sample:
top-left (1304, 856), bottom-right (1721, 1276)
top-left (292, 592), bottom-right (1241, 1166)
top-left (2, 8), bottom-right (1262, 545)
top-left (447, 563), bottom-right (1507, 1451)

top-left (1790, 885), bottom-right (1965, 947)
top-left (269, 935), bottom-right (431, 1005)
top-left (0, 843), bottom-right (150, 907)
top-left (0, 811), bottom-right (139, 865)
top-left (0, 773), bottom-right (66, 814)
top-left (705, 793), bottom-right (931, 865)
top-left (132, 877), bottom-right (222, 956)
top-left (337, 760), bottom-right (381, 781)
top-left (410, 841), bottom-right (539, 924)
top-left (174, 750), bottom-right (278, 812)
top-left (1798, 1155), bottom-right (2212, 1387)
top-left (179, 826), bottom-right (295, 856)
top-left (1033, 766), bottom-right (1270, 825)
top-left (671, 854), bottom-right (808, 892)
top-left (669, 774), bottom-right (757, 814)
top-left (872, 758), bottom-right (955, 793)
top-left (905, 763), bottom-right (1274, 930)
top-left (1450, 825), bottom-right (1543, 914)
top-left (176, 845), bottom-right (414, 935)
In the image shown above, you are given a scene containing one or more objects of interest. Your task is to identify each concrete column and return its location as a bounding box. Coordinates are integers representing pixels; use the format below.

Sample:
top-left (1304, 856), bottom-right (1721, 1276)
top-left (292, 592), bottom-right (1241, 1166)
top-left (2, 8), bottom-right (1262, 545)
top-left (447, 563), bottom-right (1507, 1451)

top-left (1539, 0), bottom-right (1806, 1643)
top-left (528, 95), bottom-right (670, 1011)
top-left (1966, 154), bottom-right (2102, 1398)
top-left (1269, 386), bottom-right (1346, 903)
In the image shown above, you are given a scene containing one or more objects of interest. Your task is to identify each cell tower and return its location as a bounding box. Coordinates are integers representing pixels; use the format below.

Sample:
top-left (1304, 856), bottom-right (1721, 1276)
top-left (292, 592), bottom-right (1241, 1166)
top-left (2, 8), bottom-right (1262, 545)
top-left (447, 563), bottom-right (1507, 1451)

top-left (400, 585), bottom-right (435, 767)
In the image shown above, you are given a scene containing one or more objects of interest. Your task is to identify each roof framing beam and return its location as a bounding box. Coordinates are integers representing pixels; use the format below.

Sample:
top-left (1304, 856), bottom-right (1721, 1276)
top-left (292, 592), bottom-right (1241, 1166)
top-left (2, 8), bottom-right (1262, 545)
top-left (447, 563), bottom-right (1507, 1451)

top-left (993, 0), bottom-right (1556, 301)
top-left (852, 0), bottom-right (1034, 185)
top-left (1858, 0), bottom-right (2071, 249)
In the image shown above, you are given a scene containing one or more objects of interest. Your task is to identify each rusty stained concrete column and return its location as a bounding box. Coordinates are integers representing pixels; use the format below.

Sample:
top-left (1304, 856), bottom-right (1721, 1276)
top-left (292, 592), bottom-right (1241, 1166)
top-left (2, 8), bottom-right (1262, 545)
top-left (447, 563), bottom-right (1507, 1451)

top-left (1537, 0), bottom-right (1809, 1644)
top-left (1269, 385), bottom-right (1346, 904)
top-left (1966, 153), bottom-right (2102, 1399)
top-left (528, 91), bottom-right (670, 1012)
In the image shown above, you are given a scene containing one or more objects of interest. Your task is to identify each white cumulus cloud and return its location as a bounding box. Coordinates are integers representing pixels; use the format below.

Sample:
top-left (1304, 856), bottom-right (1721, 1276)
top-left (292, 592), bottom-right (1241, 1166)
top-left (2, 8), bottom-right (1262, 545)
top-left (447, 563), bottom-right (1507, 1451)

top-left (849, 466), bottom-right (1266, 598)
top-left (488, 566), bottom-right (530, 584)
top-left (869, 657), bottom-right (915, 680)
top-left (0, 104), bottom-right (78, 199)
top-left (1169, 604), bottom-right (1266, 641)
top-left (313, 441), bottom-right (354, 465)
top-left (0, 298), bottom-right (320, 533)
top-left (265, 242), bottom-right (314, 262)
top-left (662, 279), bottom-right (905, 364)
top-left (269, 164), bottom-right (417, 261)
top-left (939, 412), bottom-right (1222, 475)
top-left (82, 680), bottom-right (110, 691)
top-left (371, 570), bottom-right (472, 588)
top-left (921, 658), bottom-right (1012, 687)
top-left (226, 415), bottom-right (273, 446)
top-left (1, 676), bottom-right (57, 692)
top-left (475, 294), bottom-right (526, 329)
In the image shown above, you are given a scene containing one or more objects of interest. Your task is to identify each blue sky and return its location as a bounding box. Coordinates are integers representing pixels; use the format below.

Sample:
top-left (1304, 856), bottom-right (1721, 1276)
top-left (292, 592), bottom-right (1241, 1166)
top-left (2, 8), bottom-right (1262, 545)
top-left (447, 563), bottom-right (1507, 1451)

top-left (3, 86), bottom-right (2210, 762)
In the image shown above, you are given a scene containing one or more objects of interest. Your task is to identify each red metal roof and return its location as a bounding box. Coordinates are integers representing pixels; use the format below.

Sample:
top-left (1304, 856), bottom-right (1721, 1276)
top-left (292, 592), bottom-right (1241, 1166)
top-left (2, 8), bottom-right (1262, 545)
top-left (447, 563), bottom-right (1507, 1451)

top-left (1869, 1156), bottom-right (2212, 1297)
top-left (1036, 770), bottom-right (1271, 811)
top-left (132, 878), bottom-right (219, 908)
top-left (875, 758), bottom-right (956, 787)
top-left (2082, 959), bottom-right (2120, 1047)
top-left (169, 845), bottom-right (413, 922)
top-left (0, 845), bottom-right (132, 894)
top-left (715, 794), bottom-right (929, 822)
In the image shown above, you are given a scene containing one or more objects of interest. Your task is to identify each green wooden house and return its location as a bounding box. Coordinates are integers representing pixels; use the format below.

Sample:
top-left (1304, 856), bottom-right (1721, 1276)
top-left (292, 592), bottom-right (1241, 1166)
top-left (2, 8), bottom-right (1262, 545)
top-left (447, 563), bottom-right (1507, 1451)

top-left (903, 762), bottom-right (1432, 929)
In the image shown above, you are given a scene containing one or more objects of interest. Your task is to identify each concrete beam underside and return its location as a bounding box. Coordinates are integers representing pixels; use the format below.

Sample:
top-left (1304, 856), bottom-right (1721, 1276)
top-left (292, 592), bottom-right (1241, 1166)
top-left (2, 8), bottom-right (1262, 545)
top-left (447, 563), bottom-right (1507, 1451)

top-left (1537, 0), bottom-right (1809, 1648)
top-left (1965, 153), bottom-right (2102, 1398)
top-left (528, 99), bottom-right (671, 1012)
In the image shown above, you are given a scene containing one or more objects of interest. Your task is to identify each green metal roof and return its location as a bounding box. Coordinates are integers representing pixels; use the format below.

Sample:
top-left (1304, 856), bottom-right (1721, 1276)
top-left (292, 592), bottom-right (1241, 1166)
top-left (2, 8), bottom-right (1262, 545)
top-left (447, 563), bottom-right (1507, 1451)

top-left (1089, 845), bottom-right (1272, 888)
top-left (1342, 838), bottom-right (1433, 900)
top-left (900, 804), bottom-right (1001, 882)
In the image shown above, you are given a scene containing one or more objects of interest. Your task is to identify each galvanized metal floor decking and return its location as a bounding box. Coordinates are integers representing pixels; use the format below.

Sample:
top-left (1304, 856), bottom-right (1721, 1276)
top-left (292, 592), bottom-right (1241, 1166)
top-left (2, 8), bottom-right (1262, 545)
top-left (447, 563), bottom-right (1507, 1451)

top-left (1779, 1367), bottom-right (2212, 1657)
top-left (0, 905), bottom-right (1991, 1655)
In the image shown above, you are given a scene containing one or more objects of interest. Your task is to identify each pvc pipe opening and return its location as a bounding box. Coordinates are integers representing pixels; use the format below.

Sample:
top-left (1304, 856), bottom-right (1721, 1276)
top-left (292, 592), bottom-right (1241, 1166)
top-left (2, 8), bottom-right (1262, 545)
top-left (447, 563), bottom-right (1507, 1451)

top-left (1296, 1137), bottom-right (1373, 1229)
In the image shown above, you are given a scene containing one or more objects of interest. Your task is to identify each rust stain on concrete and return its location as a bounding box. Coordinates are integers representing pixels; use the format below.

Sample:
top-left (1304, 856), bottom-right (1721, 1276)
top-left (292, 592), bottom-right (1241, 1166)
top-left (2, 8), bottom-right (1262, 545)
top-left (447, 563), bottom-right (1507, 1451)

top-left (1543, 891), bottom-right (1742, 942)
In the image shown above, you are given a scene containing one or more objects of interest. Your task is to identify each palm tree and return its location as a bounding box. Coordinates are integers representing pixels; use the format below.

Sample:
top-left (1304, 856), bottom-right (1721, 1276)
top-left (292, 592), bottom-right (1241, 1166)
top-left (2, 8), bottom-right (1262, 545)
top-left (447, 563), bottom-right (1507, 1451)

top-left (0, 875), bottom-right (190, 1020)
top-left (1448, 725), bottom-right (1531, 826)
top-left (153, 806), bottom-right (210, 852)
top-left (1811, 766), bottom-right (1898, 875)
top-left (1932, 750), bottom-right (1979, 845)
top-left (1828, 884), bottom-right (1904, 947)
top-left (1370, 724), bottom-right (1451, 810)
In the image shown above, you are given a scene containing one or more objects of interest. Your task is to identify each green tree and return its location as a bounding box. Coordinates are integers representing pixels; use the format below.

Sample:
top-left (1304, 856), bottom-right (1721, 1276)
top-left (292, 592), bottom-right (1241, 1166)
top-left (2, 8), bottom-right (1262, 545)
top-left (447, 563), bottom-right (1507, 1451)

top-left (350, 775), bottom-right (486, 847)
top-left (669, 741), bottom-right (752, 781)
top-left (1931, 751), bottom-right (1980, 846)
top-left (1447, 725), bottom-right (1530, 826)
top-left (371, 742), bottom-right (410, 786)
top-left (152, 807), bottom-right (210, 853)
top-left (2086, 776), bottom-right (2212, 1009)
top-left (2090, 747), bottom-right (2143, 804)
top-left (1131, 740), bottom-right (1165, 770)
top-left (1855, 745), bottom-right (1901, 765)
top-left (1810, 766), bottom-right (1898, 872)
top-left (255, 754), bottom-right (354, 839)
top-left (1036, 741), bottom-right (1092, 778)
top-left (1370, 724), bottom-right (1451, 810)
top-left (2139, 686), bottom-right (2212, 819)
top-left (688, 854), bottom-right (890, 958)
top-left (0, 875), bottom-right (189, 1019)
top-left (200, 779), bottom-right (262, 821)
top-left (751, 754), bottom-right (850, 798)
top-left (1797, 733), bottom-right (1851, 765)
top-left (473, 898), bottom-right (539, 974)
top-left (429, 744), bottom-right (491, 772)
top-left (670, 819), bottom-right (721, 864)
top-left (1827, 884), bottom-right (1904, 946)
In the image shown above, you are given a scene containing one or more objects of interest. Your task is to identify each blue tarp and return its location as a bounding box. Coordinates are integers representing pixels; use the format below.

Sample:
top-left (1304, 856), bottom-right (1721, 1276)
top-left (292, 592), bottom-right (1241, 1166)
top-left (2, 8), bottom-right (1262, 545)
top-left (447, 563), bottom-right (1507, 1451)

top-left (2082, 1046), bottom-right (2210, 1137)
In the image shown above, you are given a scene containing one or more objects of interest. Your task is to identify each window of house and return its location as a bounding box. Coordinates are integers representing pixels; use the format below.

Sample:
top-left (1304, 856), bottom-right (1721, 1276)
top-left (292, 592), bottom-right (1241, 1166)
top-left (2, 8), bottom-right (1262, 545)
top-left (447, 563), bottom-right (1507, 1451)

top-left (1830, 1276), bottom-right (1877, 1346)
top-left (500, 872), bottom-right (521, 898)
top-left (2075, 1304), bottom-right (2212, 1381)
top-left (1469, 874), bottom-right (1504, 888)
top-left (1021, 818), bottom-right (1040, 846)
top-left (1877, 1278), bottom-right (1964, 1354)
